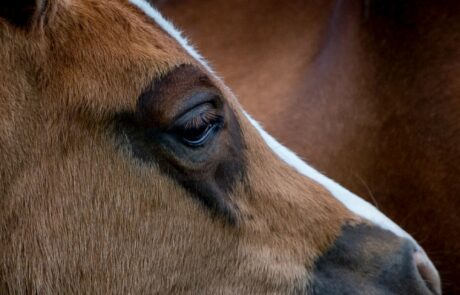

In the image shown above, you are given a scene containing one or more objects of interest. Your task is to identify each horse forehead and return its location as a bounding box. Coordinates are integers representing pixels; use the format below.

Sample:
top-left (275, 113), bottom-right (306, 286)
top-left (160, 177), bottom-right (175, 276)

top-left (127, 0), bottom-right (211, 71)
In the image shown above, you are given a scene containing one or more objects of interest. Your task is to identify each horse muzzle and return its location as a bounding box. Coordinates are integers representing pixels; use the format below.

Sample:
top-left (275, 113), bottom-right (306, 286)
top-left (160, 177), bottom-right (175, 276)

top-left (310, 224), bottom-right (441, 295)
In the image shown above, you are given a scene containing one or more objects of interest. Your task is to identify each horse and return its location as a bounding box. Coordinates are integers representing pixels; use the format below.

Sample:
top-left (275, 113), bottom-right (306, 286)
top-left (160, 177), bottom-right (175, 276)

top-left (155, 0), bottom-right (459, 293)
top-left (0, 0), bottom-right (441, 293)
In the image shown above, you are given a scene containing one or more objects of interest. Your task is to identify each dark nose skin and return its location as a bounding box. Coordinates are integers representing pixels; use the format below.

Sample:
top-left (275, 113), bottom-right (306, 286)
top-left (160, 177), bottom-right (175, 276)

top-left (310, 224), bottom-right (441, 295)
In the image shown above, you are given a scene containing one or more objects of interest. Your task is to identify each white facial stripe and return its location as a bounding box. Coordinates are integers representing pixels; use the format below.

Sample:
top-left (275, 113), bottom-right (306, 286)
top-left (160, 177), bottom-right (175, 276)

top-left (243, 113), bottom-right (418, 243)
top-left (243, 114), bottom-right (442, 281)
top-left (127, 0), bottom-right (415, 244)
top-left (128, 0), bottom-right (212, 73)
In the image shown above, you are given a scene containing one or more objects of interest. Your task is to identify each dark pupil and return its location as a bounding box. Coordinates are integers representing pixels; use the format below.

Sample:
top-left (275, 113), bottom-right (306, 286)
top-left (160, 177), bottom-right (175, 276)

top-left (184, 124), bottom-right (210, 141)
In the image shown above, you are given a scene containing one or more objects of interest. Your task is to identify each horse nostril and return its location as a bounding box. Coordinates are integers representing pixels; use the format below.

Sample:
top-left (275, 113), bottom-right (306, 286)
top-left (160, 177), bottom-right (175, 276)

top-left (414, 250), bottom-right (442, 295)
top-left (310, 225), bottom-right (442, 295)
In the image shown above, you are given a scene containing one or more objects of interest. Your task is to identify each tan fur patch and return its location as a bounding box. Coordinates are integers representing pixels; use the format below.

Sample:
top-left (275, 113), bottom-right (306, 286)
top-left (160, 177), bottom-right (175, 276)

top-left (0, 1), bottom-right (357, 293)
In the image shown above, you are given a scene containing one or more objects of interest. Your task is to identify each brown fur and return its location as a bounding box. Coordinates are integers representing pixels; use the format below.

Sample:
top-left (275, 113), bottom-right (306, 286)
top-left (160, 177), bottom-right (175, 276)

top-left (156, 0), bottom-right (459, 292)
top-left (0, 0), bottom-right (361, 293)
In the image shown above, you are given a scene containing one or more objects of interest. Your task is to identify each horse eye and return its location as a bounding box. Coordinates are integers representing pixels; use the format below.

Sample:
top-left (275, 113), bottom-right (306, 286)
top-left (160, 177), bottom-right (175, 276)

top-left (179, 122), bottom-right (219, 146)
top-left (174, 103), bottom-right (223, 147)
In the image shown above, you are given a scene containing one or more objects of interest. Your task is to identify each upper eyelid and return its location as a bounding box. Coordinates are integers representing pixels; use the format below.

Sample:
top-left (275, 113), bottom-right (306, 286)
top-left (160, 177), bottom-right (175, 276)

top-left (173, 90), bottom-right (222, 122)
top-left (173, 103), bottom-right (220, 130)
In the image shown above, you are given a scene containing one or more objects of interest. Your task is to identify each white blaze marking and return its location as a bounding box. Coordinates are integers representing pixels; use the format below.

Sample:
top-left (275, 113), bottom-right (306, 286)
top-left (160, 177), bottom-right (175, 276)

top-left (128, 0), bottom-right (212, 72)
top-left (241, 118), bottom-right (440, 293)
top-left (243, 113), bottom-right (416, 242)
top-left (127, 0), bottom-right (416, 244)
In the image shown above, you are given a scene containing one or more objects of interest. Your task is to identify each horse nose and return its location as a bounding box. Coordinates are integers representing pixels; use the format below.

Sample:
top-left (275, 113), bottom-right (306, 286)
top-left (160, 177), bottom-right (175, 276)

top-left (311, 224), bottom-right (441, 294)
top-left (414, 249), bottom-right (442, 295)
